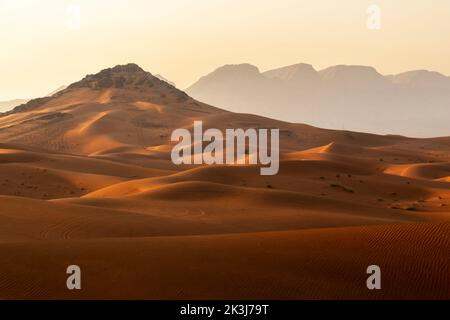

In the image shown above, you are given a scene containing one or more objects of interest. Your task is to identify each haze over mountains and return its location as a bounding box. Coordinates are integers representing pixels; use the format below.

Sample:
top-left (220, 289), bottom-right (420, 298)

top-left (0, 99), bottom-right (29, 113)
top-left (0, 86), bottom-right (68, 113)
top-left (186, 63), bottom-right (450, 137)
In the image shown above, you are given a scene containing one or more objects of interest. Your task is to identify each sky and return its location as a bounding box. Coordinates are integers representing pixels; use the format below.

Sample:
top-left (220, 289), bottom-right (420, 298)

top-left (1, 0), bottom-right (450, 100)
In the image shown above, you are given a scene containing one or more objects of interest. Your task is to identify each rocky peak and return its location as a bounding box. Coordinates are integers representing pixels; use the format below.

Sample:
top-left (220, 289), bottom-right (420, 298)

top-left (1, 64), bottom-right (190, 117)
top-left (67, 63), bottom-right (160, 90)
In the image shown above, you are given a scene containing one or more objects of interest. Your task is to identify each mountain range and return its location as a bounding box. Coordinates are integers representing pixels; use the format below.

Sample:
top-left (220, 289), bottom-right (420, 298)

top-left (0, 99), bottom-right (29, 113)
top-left (186, 63), bottom-right (450, 137)
top-left (0, 86), bottom-right (67, 113)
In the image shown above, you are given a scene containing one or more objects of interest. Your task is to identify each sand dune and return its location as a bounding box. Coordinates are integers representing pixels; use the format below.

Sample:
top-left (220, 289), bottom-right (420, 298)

top-left (0, 64), bottom-right (448, 299)
top-left (385, 162), bottom-right (450, 180)
top-left (0, 223), bottom-right (448, 300)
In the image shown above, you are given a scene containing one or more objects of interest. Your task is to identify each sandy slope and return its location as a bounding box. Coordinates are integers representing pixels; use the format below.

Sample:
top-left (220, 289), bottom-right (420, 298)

top-left (0, 223), bottom-right (448, 300)
top-left (0, 64), bottom-right (448, 299)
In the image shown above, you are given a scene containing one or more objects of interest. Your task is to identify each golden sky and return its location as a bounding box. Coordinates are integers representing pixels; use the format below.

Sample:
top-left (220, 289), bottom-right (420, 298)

top-left (1, 0), bottom-right (449, 100)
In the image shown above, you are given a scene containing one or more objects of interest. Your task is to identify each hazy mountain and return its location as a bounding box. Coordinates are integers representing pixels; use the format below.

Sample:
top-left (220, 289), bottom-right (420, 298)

top-left (186, 64), bottom-right (284, 119)
top-left (155, 74), bottom-right (176, 87)
top-left (46, 85), bottom-right (68, 97)
top-left (0, 99), bottom-right (29, 113)
top-left (0, 86), bottom-right (68, 113)
top-left (186, 63), bottom-right (450, 137)
top-left (264, 63), bottom-right (318, 82)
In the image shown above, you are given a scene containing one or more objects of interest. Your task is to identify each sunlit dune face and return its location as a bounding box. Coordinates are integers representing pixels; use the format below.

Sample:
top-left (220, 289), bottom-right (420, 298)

top-left (222, 153), bottom-right (258, 166)
top-left (0, 149), bottom-right (23, 154)
top-left (98, 90), bottom-right (113, 104)
top-left (134, 101), bottom-right (163, 113)
top-left (384, 163), bottom-right (450, 181)
top-left (146, 144), bottom-right (173, 152)
top-left (70, 111), bottom-right (110, 134)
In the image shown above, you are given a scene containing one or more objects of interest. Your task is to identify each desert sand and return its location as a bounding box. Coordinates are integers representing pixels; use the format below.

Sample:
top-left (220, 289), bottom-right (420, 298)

top-left (0, 64), bottom-right (448, 299)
